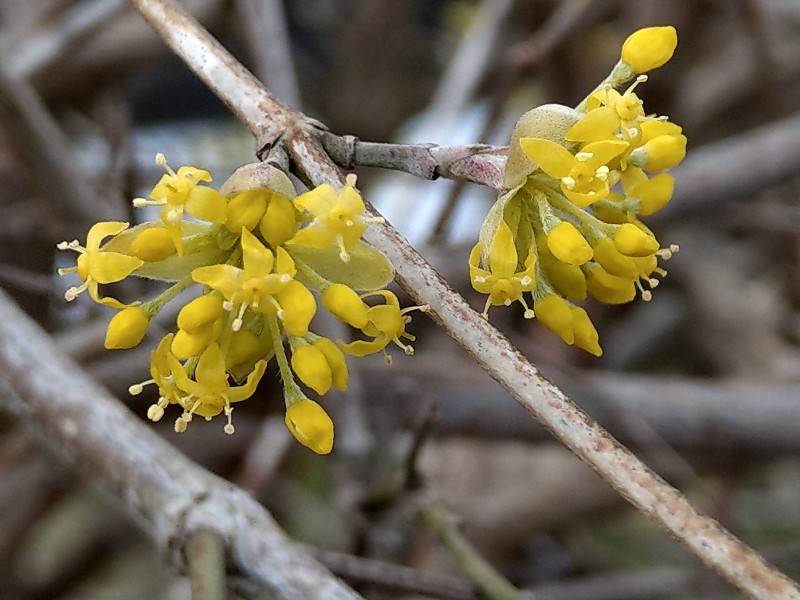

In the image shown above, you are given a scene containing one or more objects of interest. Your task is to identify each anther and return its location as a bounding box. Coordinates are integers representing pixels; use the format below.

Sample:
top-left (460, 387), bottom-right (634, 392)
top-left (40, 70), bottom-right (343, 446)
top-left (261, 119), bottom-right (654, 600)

top-left (575, 151), bottom-right (593, 162)
top-left (147, 404), bottom-right (165, 422)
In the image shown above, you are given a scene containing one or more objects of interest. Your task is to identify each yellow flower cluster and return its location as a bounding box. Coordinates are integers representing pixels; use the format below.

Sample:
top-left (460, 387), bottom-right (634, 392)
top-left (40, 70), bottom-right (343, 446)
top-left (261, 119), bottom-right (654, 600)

top-left (471, 27), bottom-right (682, 356)
top-left (58, 160), bottom-right (423, 454)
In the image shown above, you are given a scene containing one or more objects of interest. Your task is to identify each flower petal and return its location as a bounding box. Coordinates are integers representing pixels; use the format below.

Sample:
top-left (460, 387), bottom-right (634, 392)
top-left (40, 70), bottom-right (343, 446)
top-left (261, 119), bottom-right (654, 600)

top-left (88, 252), bottom-right (144, 284)
top-left (88, 221), bottom-right (130, 251)
top-left (186, 186), bottom-right (228, 224)
top-left (518, 138), bottom-right (574, 178)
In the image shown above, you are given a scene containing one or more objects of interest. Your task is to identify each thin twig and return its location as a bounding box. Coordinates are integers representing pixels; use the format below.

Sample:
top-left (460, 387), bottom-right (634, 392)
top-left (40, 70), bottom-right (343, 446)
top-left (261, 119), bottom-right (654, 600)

top-left (185, 530), bottom-right (227, 600)
top-left (421, 501), bottom-right (527, 600)
top-left (305, 544), bottom-right (480, 600)
top-left (107, 1), bottom-right (800, 598)
top-left (318, 131), bottom-right (506, 189)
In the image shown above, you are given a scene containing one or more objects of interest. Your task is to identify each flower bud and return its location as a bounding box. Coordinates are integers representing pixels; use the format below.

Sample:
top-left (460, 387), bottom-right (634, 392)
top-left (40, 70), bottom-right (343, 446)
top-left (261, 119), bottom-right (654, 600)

top-left (313, 337), bottom-right (349, 391)
top-left (177, 294), bottom-right (223, 332)
top-left (634, 173), bottom-right (674, 216)
top-left (571, 307), bottom-right (602, 356)
top-left (585, 263), bottom-right (636, 305)
top-left (130, 227), bottom-right (177, 262)
top-left (171, 324), bottom-right (217, 360)
top-left (631, 134), bottom-right (687, 172)
top-left (285, 399), bottom-right (334, 454)
top-left (104, 306), bottom-right (150, 349)
top-left (323, 284), bottom-right (369, 328)
top-left (534, 295), bottom-right (575, 345)
top-left (225, 190), bottom-right (268, 233)
top-left (614, 223), bottom-right (659, 257)
top-left (621, 26), bottom-right (677, 74)
top-left (278, 281), bottom-right (317, 337)
top-left (291, 344), bottom-right (333, 395)
top-left (259, 195), bottom-right (297, 247)
top-left (546, 222), bottom-right (593, 265)
top-left (592, 238), bottom-right (638, 278)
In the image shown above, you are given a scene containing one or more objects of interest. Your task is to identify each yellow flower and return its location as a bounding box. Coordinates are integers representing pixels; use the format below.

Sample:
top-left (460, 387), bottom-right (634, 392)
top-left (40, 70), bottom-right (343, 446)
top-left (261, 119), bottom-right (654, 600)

top-left (168, 343), bottom-right (267, 434)
top-left (105, 306), bottom-right (150, 350)
top-left (57, 221), bottom-right (144, 308)
top-left (133, 154), bottom-right (227, 255)
top-left (192, 228), bottom-right (316, 336)
top-left (546, 222), bottom-right (593, 265)
top-left (285, 399), bottom-right (334, 454)
top-left (566, 79), bottom-right (647, 144)
top-left (129, 334), bottom-right (182, 421)
top-left (287, 175), bottom-right (372, 262)
top-left (519, 138), bottom-right (628, 207)
top-left (339, 290), bottom-right (420, 357)
top-left (469, 220), bottom-right (536, 318)
top-left (621, 26), bottom-right (678, 74)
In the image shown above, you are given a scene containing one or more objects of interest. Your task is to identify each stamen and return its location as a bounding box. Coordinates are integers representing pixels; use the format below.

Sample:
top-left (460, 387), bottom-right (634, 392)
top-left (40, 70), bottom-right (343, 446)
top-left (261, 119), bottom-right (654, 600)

top-left (635, 280), bottom-right (652, 302)
top-left (132, 198), bottom-right (151, 208)
top-left (279, 274), bottom-right (292, 284)
top-left (595, 166), bottom-right (610, 181)
top-left (232, 303), bottom-right (247, 332)
top-left (520, 275), bottom-right (532, 287)
top-left (336, 235), bottom-right (351, 262)
top-left (174, 417), bottom-right (188, 433)
top-left (473, 275), bottom-right (486, 284)
top-left (166, 208), bottom-right (182, 223)
top-left (65, 281), bottom-right (88, 301)
top-left (155, 152), bottom-right (177, 178)
top-left (222, 300), bottom-right (234, 311)
top-left (129, 379), bottom-right (154, 395)
top-left (562, 176), bottom-right (576, 190)
top-left (575, 151), bottom-right (593, 162)
top-left (345, 173), bottom-right (358, 187)
top-left (223, 403), bottom-right (235, 435)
